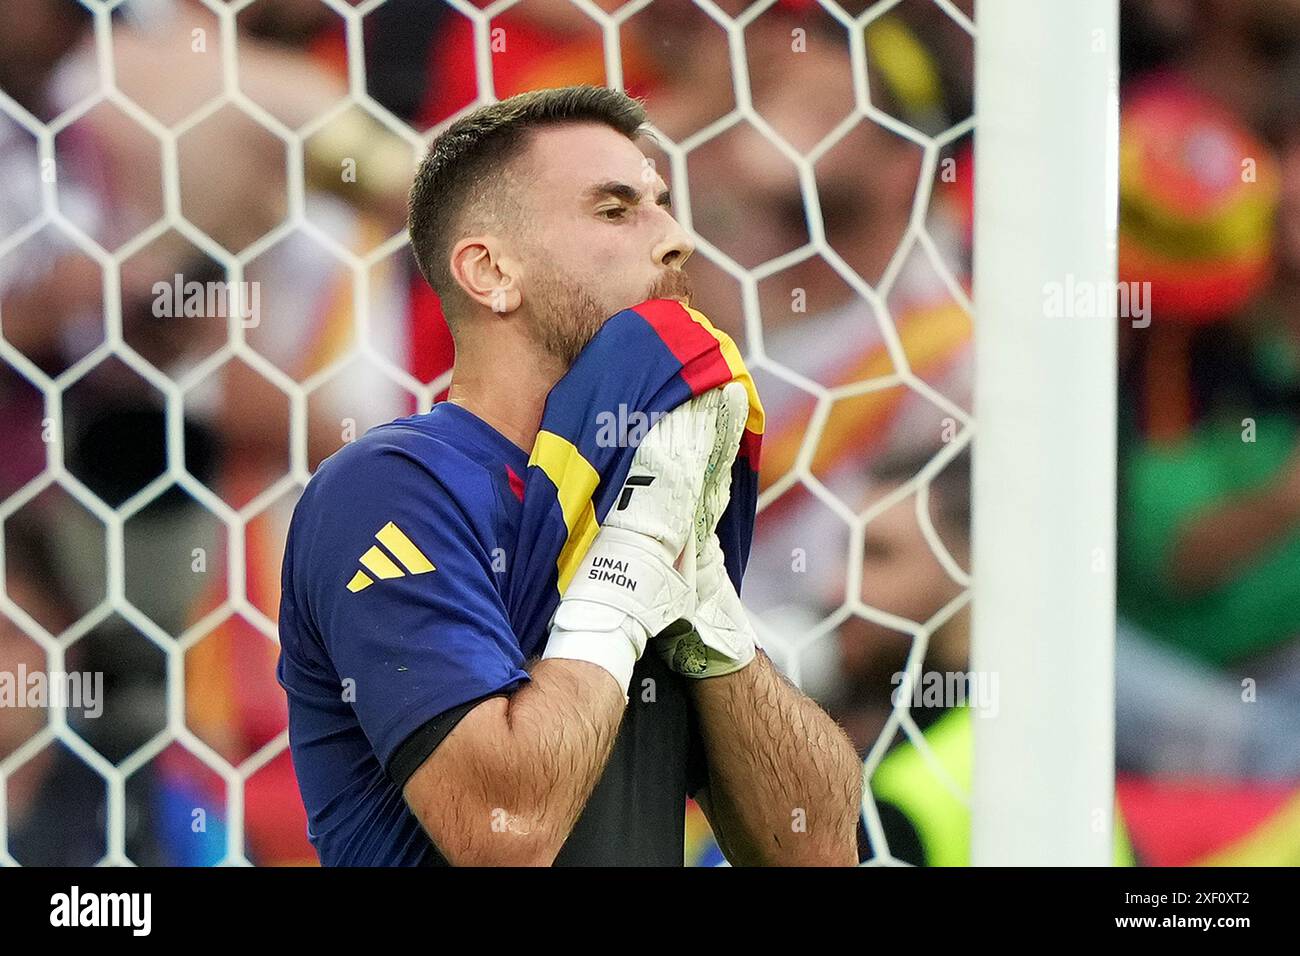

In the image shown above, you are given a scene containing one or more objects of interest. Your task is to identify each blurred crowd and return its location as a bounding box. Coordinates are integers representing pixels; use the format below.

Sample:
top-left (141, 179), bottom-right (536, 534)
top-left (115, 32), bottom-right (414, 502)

top-left (2, 0), bottom-right (1299, 867)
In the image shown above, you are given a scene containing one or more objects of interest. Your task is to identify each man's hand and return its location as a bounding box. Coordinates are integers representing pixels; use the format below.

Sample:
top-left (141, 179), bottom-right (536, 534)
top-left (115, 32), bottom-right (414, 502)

top-left (655, 381), bottom-right (759, 679)
top-left (543, 390), bottom-right (723, 698)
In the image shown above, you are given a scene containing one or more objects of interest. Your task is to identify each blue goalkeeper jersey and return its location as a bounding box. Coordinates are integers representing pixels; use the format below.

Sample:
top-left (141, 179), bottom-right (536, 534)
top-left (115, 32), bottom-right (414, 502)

top-left (277, 402), bottom-right (708, 866)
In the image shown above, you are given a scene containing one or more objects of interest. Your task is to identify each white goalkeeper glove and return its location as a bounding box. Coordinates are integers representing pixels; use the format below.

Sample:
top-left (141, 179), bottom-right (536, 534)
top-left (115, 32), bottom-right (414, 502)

top-left (655, 381), bottom-right (760, 679)
top-left (543, 389), bottom-right (726, 699)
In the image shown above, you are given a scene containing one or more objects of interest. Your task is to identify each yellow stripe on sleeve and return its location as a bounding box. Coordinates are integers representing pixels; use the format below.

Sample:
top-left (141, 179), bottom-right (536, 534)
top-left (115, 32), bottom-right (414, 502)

top-left (376, 521), bottom-right (435, 574)
top-left (529, 430), bottom-right (602, 592)
top-left (359, 545), bottom-right (404, 580)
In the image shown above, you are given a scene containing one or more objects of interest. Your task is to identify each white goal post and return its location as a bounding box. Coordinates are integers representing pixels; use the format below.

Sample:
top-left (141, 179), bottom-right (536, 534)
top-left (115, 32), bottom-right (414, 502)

top-left (970, 0), bottom-right (1120, 865)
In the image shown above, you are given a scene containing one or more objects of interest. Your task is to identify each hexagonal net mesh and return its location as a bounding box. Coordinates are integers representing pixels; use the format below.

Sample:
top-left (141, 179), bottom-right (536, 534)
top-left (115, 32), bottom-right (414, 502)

top-left (0, 0), bottom-right (974, 865)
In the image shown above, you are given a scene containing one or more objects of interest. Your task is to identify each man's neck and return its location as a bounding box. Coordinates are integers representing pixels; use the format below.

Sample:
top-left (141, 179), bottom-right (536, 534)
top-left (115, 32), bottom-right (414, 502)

top-left (445, 330), bottom-right (565, 454)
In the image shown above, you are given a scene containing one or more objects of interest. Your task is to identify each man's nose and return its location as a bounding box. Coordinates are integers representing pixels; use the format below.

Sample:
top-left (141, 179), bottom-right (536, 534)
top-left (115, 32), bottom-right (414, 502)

top-left (653, 215), bottom-right (695, 270)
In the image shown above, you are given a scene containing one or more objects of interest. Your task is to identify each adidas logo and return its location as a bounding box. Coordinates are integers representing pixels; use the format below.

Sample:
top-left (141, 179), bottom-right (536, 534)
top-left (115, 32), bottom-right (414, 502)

top-left (347, 522), bottom-right (435, 592)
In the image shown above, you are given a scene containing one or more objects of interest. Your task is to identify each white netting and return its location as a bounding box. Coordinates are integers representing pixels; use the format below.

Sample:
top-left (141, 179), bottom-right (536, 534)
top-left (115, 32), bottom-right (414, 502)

top-left (0, 0), bottom-right (975, 865)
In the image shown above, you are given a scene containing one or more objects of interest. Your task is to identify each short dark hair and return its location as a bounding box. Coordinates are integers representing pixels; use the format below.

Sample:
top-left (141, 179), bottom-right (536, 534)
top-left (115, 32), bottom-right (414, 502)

top-left (407, 85), bottom-right (649, 320)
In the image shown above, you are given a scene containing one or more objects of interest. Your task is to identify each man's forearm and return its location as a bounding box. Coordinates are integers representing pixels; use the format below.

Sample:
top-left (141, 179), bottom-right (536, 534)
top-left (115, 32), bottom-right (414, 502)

top-left (405, 657), bottom-right (625, 866)
top-left (689, 648), bottom-right (862, 866)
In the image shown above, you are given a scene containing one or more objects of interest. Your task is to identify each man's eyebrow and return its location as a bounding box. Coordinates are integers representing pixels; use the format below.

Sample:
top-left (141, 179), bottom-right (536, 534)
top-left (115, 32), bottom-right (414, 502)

top-left (585, 180), bottom-right (673, 207)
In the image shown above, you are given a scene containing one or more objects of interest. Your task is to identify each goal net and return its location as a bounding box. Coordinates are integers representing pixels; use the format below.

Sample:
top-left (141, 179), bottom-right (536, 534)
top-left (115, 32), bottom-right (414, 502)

top-left (0, 0), bottom-right (1111, 866)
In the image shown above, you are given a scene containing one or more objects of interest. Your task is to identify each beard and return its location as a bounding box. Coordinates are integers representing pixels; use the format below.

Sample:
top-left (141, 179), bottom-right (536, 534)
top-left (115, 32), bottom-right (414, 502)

top-left (525, 267), bottom-right (695, 368)
top-left (523, 270), bottom-right (610, 369)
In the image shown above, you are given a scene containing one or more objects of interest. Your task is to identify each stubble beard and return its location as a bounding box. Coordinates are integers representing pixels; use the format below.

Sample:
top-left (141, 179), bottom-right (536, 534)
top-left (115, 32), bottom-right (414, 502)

top-left (526, 267), bottom-right (696, 369)
top-left (524, 270), bottom-right (610, 369)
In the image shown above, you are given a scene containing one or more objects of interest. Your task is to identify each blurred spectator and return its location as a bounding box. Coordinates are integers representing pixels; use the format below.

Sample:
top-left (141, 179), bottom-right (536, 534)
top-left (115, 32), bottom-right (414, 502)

top-left (1114, 71), bottom-right (1300, 780)
top-left (812, 445), bottom-right (972, 753)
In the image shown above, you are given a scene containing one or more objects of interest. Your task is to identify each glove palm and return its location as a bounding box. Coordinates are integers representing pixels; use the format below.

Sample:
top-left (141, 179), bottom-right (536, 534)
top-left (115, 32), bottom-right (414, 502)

top-left (656, 381), bottom-right (759, 679)
top-left (544, 390), bottom-right (725, 696)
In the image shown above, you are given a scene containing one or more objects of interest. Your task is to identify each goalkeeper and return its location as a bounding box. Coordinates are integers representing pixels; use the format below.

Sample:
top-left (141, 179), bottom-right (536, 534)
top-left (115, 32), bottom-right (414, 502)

top-left (277, 85), bottom-right (862, 866)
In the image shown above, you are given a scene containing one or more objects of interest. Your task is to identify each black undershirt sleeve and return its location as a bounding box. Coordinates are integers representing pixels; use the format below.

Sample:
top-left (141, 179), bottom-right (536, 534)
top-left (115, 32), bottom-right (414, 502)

top-left (386, 691), bottom-right (512, 791)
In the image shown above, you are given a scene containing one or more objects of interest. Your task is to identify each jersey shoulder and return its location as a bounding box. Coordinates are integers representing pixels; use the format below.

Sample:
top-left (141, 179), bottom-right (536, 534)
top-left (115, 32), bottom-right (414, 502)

top-left (284, 412), bottom-right (512, 627)
top-left (308, 413), bottom-right (496, 511)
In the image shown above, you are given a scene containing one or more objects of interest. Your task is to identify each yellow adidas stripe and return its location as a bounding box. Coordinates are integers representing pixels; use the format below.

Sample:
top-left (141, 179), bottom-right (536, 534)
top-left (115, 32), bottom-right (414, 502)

top-left (376, 521), bottom-right (435, 573)
top-left (360, 545), bottom-right (403, 579)
top-left (346, 522), bottom-right (436, 593)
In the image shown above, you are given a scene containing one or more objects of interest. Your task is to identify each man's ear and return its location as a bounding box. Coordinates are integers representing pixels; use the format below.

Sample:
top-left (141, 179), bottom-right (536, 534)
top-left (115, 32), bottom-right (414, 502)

top-left (450, 236), bottom-right (522, 315)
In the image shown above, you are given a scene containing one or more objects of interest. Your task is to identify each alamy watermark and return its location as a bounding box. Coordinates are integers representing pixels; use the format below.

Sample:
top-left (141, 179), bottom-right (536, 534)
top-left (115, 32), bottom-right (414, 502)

top-left (891, 669), bottom-right (1000, 719)
top-left (0, 666), bottom-right (103, 719)
top-left (595, 403), bottom-right (666, 448)
top-left (152, 274), bottom-right (261, 327)
top-left (1042, 273), bottom-right (1151, 328)
top-left (50, 886), bottom-right (151, 936)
